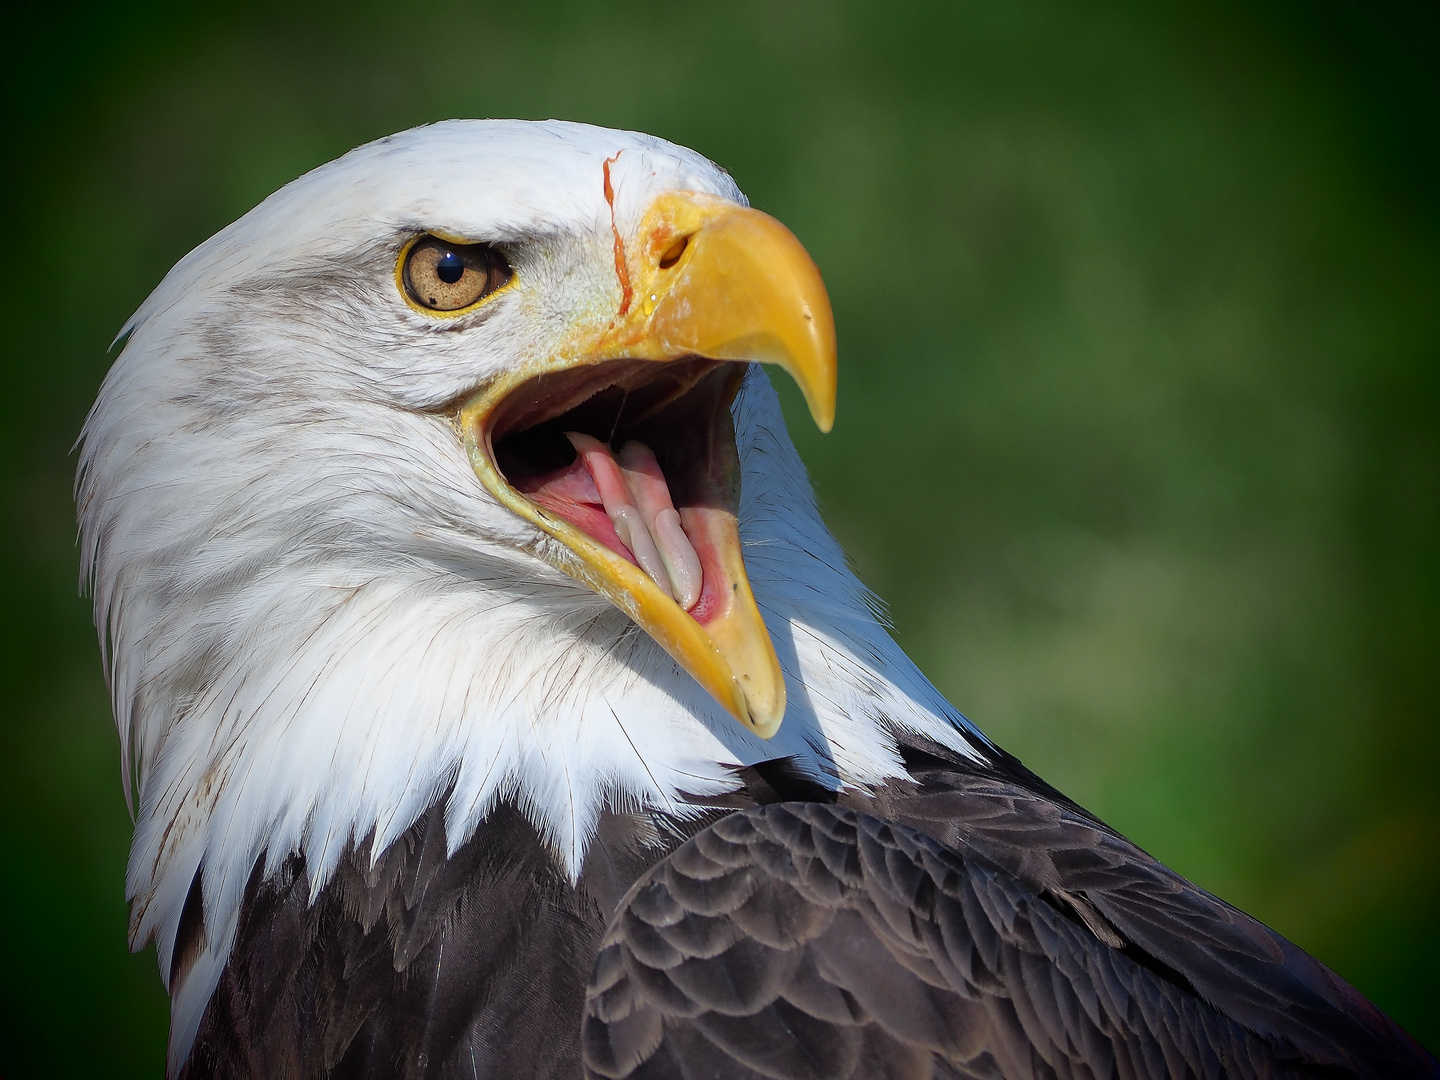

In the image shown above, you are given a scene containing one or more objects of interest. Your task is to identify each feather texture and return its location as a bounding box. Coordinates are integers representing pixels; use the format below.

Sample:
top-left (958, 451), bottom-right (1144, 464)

top-left (173, 743), bottom-right (1437, 1077)
top-left (75, 120), bottom-right (987, 1070)
top-left (585, 787), bottom-right (1436, 1079)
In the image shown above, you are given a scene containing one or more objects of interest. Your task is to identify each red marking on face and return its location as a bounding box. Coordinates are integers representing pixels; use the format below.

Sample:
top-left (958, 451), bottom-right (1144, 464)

top-left (603, 153), bottom-right (634, 316)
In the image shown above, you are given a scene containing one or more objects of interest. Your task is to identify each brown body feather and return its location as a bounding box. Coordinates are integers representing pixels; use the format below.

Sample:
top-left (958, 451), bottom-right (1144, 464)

top-left (179, 737), bottom-right (1436, 1079)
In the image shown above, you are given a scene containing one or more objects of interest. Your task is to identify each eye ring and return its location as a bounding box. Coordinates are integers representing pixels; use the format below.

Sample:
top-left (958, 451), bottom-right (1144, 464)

top-left (399, 235), bottom-right (513, 314)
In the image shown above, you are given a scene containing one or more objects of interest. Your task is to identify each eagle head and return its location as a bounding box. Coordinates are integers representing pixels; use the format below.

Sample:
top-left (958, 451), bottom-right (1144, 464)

top-left (76, 119), bottom-right (982, 1066)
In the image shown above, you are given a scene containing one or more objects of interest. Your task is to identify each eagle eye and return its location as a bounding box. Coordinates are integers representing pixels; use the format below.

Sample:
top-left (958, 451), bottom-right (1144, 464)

top-left (401, 236), bottom-right (511, 313)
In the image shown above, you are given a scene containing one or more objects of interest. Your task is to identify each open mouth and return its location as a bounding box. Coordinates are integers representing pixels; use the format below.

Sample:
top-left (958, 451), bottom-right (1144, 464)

top-left (484, 357), bottom-right (745, 625)
top-left (452, 188), bottom-right (836, 735)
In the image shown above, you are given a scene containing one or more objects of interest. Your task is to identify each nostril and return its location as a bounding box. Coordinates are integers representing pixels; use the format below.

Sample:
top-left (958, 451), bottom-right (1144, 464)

top-left (658, 235), bottom-right (690, 269)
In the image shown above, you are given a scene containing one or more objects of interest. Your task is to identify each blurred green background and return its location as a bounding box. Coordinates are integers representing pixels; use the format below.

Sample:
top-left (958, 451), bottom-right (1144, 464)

top-left (3, 0), bottom-right (1436, 1073)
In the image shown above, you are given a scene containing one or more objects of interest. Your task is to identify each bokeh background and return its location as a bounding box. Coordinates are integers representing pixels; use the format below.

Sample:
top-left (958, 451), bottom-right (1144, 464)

top-left (3, 1), bottom-right (1437, 1074)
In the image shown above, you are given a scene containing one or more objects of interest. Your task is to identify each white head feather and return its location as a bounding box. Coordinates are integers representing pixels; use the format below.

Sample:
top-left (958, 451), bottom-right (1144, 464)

top-left (76, 118), bottom-right (988, 1068)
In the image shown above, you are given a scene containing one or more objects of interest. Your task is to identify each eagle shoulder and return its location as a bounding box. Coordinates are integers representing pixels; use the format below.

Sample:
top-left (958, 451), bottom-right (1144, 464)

top-left (583, 764), bottom-right (1437, 1080)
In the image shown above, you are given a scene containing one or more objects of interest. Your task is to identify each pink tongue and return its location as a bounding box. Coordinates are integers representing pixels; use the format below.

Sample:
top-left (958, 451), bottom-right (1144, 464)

top-left (516, 434), bottom-right (704, 610)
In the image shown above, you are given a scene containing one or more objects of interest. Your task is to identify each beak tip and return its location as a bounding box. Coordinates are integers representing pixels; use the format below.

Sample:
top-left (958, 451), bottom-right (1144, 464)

top-left (739, 687), bottom-right (785, 740)
top-left (807, 396), bottom-right (835, 434)
top-left (747, 715), bottom-right (784, 740)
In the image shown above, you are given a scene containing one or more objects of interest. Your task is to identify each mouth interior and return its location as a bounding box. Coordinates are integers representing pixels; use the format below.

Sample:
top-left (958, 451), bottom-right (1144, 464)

top-left (487, 357), bottom-right (744, 621)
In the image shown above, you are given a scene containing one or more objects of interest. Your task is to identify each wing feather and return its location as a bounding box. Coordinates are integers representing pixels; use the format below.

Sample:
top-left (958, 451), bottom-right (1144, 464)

top-left (583, 801), bottom-right (1435, 1079)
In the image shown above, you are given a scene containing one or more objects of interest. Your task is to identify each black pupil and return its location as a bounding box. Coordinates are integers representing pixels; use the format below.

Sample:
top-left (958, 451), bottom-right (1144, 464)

top-left (436, 251), bottom-right (465, 284)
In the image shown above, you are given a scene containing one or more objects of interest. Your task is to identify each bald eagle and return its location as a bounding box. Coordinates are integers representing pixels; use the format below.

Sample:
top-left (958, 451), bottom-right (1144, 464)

top-left (77, 120), bottom-right (1435, 1080)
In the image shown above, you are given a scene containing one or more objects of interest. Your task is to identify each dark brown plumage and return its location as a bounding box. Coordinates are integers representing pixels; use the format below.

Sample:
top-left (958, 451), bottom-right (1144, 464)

top-left (177, 738), bottom-right (1436, 1079)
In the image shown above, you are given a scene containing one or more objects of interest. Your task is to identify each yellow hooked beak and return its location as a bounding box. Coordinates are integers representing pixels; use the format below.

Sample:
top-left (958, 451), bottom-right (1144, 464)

top-left (458, 191), bottom-right (836, 738)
